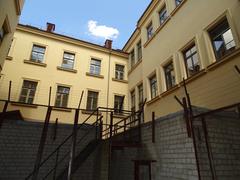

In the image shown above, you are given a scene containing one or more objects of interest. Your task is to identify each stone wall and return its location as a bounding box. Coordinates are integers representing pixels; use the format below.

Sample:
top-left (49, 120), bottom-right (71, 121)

top-left (0, 119), bottom-right (95, 179)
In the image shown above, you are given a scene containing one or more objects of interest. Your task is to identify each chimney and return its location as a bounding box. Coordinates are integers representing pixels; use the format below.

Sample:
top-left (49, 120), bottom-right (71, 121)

top-left (46, 22), bottom-right (55, 32)
top-left (104, 39), bottom-right (112, 49)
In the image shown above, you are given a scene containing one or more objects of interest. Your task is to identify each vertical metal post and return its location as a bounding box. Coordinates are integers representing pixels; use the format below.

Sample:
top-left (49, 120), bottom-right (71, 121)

top-left (183, 97), bottom-right (191, 137)
top-left (138, 112), bottom-right (141, 143)
top-left (32, 87), bottom-right (52, 180)
top-left (182, 79), bottom-right (201, 180)
top-left (109, 112), bottom-right (113, 139)
top-left (95, 108), bottom-right (99, 139)
top-left (52, 118), bottom-right (58, 141)
top-left (152, 112), bottom-right (155, 143)
top-left (99, 116), bottom-right (103, 140)
top-left (67, 109), bottom-right (80, 180)
top-left (202, 117), bottom-right (217, 180)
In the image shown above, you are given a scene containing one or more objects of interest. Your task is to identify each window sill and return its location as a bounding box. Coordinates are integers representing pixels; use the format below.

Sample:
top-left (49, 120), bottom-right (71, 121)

top-left (86, 72), bottom-right (104, 79)
top-left (81, 109), bottom-right (100, 115)
top-left (181, 69), bottom-right (206, 85)
top-left (207, 48), bottom-right (240, 72)
top-left (155, 17), bottom-right (170, 34)
top-left (113, 113), bottom-right (126, 118)
top-left (11, 102), bottom-right (38, 108)
top-left (24, 60), bottom-right (47, 67)
top-left (112, 78), bottom-right (128, 84)
top-left (146, 95), bottom-right (160, 106)
top-left (6, 56), bottom-right (13, 60)
top-left (128, 59), bottom-right (142, 75)
top-left (52, 107), bottom-right (72, 112)
top-left (57, 66), bottom-right (77, 73)
top-left (161, 85), bottom-right (180, 97)
top-left (170, 0), bottom-right (187, 17)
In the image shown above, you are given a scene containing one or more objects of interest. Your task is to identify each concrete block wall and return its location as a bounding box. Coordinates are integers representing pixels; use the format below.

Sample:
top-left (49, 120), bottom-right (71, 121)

top-left (194, 110), bottom-right (240, 180)
top-left (110, 111), bottom-right (199, 180)
top-left (0, 119), bottom-right (95, 179)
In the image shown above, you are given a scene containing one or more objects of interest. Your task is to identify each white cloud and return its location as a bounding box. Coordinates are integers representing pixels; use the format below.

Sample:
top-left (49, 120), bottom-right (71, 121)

top-left (87, 20), bottom-right (119, 40)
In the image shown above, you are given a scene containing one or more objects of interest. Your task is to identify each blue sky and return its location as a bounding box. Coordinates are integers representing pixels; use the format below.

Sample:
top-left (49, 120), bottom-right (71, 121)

top-left (20, 0), bottom-right (151, 49)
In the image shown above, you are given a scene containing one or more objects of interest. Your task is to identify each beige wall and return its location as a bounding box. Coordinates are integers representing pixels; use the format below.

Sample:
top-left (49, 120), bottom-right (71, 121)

top-left (0, 0), bottom-right (24, 72)
top-left (0, 25), bottom-right (129, 124)
top-left (125, 0), bottom-right (240, 121)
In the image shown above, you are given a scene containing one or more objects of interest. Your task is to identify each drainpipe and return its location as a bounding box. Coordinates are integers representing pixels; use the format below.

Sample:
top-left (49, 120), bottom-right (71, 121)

top-left (105, 39), bottom-right (113, 127)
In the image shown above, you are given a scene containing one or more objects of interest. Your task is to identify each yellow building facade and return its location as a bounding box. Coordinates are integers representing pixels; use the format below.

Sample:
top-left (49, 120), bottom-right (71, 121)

top-left (124, 0), bottom-right (240, 120)
top-left (0, 0), bottom-right (24, 72)
top-left (0, 24), bottom-right (129, 123)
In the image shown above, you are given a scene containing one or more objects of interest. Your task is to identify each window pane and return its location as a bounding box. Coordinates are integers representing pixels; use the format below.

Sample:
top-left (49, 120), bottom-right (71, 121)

top-left (209, 18), bottom-right (235, 60)
top-left (19, 80), bottom-right (37, 104)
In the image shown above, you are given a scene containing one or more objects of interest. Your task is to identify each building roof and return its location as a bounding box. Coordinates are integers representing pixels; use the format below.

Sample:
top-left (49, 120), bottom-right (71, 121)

top-left (17, 24), bottom-right (129, 58)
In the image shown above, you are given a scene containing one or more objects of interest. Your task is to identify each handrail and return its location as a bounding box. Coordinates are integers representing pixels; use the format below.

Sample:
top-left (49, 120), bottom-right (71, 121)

top-left (41, 117), bottom-right (103, 179)
top-left (25, 107), bottom-right (101, 179)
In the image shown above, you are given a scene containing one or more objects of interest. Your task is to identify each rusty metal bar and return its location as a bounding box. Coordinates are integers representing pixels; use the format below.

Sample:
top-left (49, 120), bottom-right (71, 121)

top-left (183, 97), bottom-right (192, 137)
top-left (52, 118), bottom-right (58, 141)
top-left (182, 78), bottom-right (201, 180)
top-left (99, 116), bottom-right (103, 140)
top-left (32, 87), bottom-right (52, 180)
top-left (202, 117), bottom-right (217, 180)
top-left (109, 112), bottom-right (113, 139)
top-left (32, 106), bottom-right (52, 179)
top-left (152, 112), bottom-right (155, 143)
top-left (95, 108), bottom-right (99, 139)
top-left (138, 112), bottom-right (141, 142)
top-left (67, 109), bottom-right (80, 180)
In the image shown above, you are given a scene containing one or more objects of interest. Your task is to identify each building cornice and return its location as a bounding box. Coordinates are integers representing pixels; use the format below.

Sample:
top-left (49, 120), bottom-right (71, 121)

top-left (123, 0), bottom-right (159, 51)
top-left (16, 24), bottom-right (129, 59)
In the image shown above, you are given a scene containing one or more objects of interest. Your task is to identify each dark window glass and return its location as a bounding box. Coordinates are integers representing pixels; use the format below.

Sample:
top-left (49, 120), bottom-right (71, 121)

top-left (31, 45), bottom-right (46, 63)
top-left (0, 19), bottom-right (9, 45)
top-left (62, 52), bottom-right (75, 69)
top-left (209, 18), bottom-right (235, 60)
top-left (115, 64), bottom-right (124, 80)
top-left (159, 6), bottom-right (168, 25)
top-left (131, 91), bottom-right (136, 112)
top-left (19, 80), bottom-right (38, 104)
top-left (138, 84), bottom-right (144, 109)
top-left (55, 86), bottom-right (70, 107)
top-left (114, 95), bottom-right (124, 114)
top-left (150, 75), bottom-right (158, 99)
top-left (130, 50), bottom-right (135, 68)
top-left (90, 58), bottom-right (101, 75)
top-left (164, 62), bottom-right (176, 90)
top-left (147, 22), bottom-right (153, 40)
top-left (175, 0), bottom-right (183, 6)
top-left (86, 91), bottom-right (98, 110)
top-left (137, 41), bottom-right (142, 60)
top-left (183, 44), bottom-right (200, 77)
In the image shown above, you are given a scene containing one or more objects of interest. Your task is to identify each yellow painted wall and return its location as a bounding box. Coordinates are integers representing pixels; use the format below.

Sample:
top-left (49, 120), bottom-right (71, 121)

top-left (0, 0), bottom-right (24, 72)
top-left (125, 0), bottom-right (240, 121)
top-left (0, 26), bottom-right (129, 124)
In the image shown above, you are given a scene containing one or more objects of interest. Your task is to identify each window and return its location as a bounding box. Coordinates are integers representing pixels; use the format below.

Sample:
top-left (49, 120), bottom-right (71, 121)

top-left (31, 45), bottom-right (46, 63)
top-left (19, 80), bottom-right (38, 104)
top-left (130, 50), bottom-right (135, 68)
top-left (209, 18), bottom-right (236, 60)
top-left (55, 86), bottom-right (70, 108)
top-left (149, 75), bottom-right (158, 99)
top-left (159, 6), bottom-right (168, 25)
top-left (175, 0), bottom-right (183, 6)
top-left (164, 62), bottom-right (176, 90)
top-left (131, 90), bottom-right (136, 112)
top-left (90, 58), bottom-right (101, 75)
top-left (86, 91), bottom-right (98, 110)
top-left (0, 19), bottom-right (9, 45)
top-left (115, 64), bottom-right (124, 80)
top-left (137, 41), bottom-right (142, 60)
top-left (138, 84), bottom-right (144, 109)
top-left (183, 44), bottom-right (200, 77)
top-left (114, 95), bottom-right (124, 114)
top-left (147, 22), bottom-right (153, 40)
top-left (62, 52), bottom-right (75, 69)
